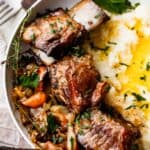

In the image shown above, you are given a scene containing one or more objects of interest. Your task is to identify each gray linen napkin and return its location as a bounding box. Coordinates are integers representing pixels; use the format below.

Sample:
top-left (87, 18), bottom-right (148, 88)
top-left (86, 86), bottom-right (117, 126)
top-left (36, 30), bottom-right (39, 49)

top-left (0, 9), bottom-right (30, 148)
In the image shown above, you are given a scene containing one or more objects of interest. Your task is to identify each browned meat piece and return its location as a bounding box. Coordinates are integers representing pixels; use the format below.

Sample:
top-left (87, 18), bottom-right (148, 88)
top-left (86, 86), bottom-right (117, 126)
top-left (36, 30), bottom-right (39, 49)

top-left (22, 9), bottom-right (85, 58)
top-left (49, 55), bottom-right (109, 113)
top-left (75, 108), bottom-right (141, 150)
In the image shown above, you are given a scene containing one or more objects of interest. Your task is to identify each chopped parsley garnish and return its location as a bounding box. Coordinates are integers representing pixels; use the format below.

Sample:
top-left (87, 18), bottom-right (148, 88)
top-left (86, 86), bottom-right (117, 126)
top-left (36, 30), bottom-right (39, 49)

top-left (19, 73), bottom-right (39, 88)
top-left (99, 46), bottom-right (110, 51)
top-left (49, 23), bottom-right (54, 28)
top-left (47, 114), bottom-right (59, 133)
top-left (131, 26), bottom-right (135, 30)
top-left (104, 84), bottom-right (111, 93)
top-left (66, 19), bottom-right (75, 29)
top-left (30, 33), bottom-right (36, 41)
top-left (140, 75), bottom-right (146, 81)
top-left (125, 104), bottom-right (137, 110)
top-left (57, 18), bottom-right (61, 23)
top-left (75, 115), bottom-right (80, 124)
top-left (132, 92), bottom-right (146, 101)
top-left (51, 29), bottom-right (56, 34)
top-left (99, 115), bottom-right (105, 121)
top-left (59, 27), bottom-right (63, 32)
top-left (108, 41), bottom-right (117, 45)
top-left (57, 136), bottom-right (64, 143)
top-left (81, 125), bottom-right (90, 129)
top-left (120, 63), bottom-right (129, 67)
top-left (104, 76), bottom-right (109, 79)
top-left (143, 90), bottom-right (146, 94)
top-left (66, 20), bottom-right (72, 26)
top-left (43, 15), bottom-right (49, 18)
top-left (70, 137), bottom-right (74, 150)
top-left (78, 129), bottom-right (84, 135)
top-left (140, 104), bottom-right (149, 109)
top-left (94, 0), bottom-right (140, 14)
top-left (70, 46), bottom-right (85, 57)
top-left (52, 135), bottom-right (57, 144)
top-left (78, 125), bottom-right (90, 135)
top-left (39, 127), bottom-right (47, 133)
top-left (75, 109), bottom-right (91, 123)
top-left (146, 61), bottom-right (150, 71)
top-left (52, 135), bottom-right (64, 144)
top-left (81, 110), bottom-right (91, 119)
top-left (124, 93), bottom-right (128, 100)
top-left (90, 43), bottom-right (110, 52)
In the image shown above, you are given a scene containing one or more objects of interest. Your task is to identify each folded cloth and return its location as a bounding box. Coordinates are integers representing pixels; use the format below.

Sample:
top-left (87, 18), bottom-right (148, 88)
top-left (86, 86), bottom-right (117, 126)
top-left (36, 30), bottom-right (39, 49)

top-left (0, 9), bottom-right (30, 148)
top-left (0, 108), bottom-right (30, 148)
top-left (0, 34), bottom-right (6, 107)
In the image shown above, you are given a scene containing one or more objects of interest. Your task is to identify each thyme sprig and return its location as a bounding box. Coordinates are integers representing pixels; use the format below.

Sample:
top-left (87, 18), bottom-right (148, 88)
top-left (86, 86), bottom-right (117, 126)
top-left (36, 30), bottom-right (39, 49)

top-left (3, 9), bottom-right (32, 73)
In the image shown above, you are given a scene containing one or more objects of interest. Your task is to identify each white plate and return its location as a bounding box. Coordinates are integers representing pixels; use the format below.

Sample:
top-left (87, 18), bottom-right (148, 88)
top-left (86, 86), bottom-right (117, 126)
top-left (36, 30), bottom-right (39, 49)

top-left (3, 0), bottom-right (149, 148)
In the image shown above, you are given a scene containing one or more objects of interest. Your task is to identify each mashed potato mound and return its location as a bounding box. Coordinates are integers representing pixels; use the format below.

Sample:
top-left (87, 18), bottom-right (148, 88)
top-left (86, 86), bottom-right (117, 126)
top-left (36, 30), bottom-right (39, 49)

top-left (83, 5), bottom-right (150, 150)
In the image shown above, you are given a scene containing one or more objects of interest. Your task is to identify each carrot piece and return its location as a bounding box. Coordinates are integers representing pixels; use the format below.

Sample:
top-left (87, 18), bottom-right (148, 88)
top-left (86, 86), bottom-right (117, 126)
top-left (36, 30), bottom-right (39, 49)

top-left (22, 92), bottom-right (46, 108)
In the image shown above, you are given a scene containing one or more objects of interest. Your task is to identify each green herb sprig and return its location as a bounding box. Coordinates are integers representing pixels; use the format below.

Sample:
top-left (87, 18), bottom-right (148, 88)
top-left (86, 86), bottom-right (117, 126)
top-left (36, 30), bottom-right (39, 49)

top-left (146, 61), bottom-right (150, 71)
top-left (51, 135), bottom-right (64, 144)
top-left (6, 9), bottom-right (32, 73)
top-left (19, 72), bottom-right (39, 88)
top-left (70, 136), bottom-right (74, 150)
top-left (125, 104), bottom-right (137, 110)
top-left (75, 109), bottom-right (91, 124)
top-left (94, 0), bottom-right (140, 14)
top-left (47, 114), bottom-right (60, 133)
top-left (132, 92), bottom-right (146, 101)
top-left (70, 46), bottom-right (85, 57)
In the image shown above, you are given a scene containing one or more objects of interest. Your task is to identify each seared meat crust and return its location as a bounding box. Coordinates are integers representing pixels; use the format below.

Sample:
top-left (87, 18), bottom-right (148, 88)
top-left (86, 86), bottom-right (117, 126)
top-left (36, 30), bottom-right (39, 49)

top-left (49, 55), bottom-right (108, 113)
top-left (76, 108), bottom-right (141, 150)
top-left (23, 9), bottom-right (85, 58)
